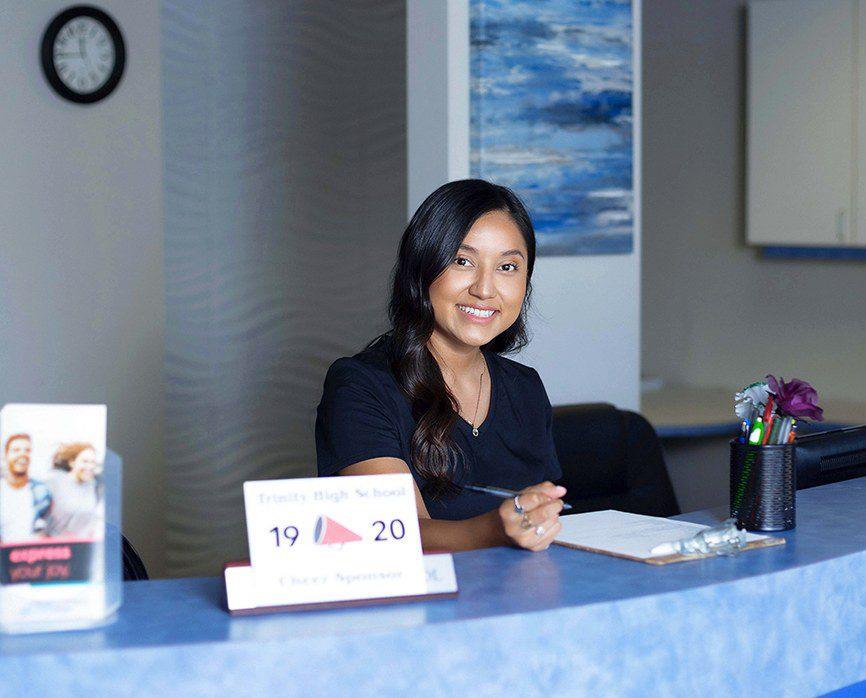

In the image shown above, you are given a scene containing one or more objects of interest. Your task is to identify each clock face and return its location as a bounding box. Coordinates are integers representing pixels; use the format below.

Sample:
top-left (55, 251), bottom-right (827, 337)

top-left (52, 17), bottom-right (116, 95)
top-left (41, 6), bottom-right (126, 104)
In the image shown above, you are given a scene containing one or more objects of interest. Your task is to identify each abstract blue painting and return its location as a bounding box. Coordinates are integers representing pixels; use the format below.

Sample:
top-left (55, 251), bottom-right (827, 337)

top-left (470, 0), bottom-right (633, 256)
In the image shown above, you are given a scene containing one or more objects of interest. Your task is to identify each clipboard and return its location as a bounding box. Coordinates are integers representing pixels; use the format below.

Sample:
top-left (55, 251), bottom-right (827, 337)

top-left (552, 510), bottom-right (786, 565)
top-left (554, 534), bottom-right (785, 565)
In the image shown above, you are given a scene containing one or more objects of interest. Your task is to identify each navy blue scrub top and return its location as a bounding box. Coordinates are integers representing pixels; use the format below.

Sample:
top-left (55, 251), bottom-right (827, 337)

top-left (315, 338), bottom-right (562, 520)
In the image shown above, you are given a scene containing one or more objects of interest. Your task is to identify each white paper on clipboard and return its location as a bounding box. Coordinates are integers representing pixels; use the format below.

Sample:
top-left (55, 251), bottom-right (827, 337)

top-left (554, 510), bottom-right (773, 561)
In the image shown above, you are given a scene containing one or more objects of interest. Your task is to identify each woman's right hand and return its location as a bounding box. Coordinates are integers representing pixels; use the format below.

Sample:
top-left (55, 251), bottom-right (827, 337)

top-left (498, 482), bottom-right (566, 552)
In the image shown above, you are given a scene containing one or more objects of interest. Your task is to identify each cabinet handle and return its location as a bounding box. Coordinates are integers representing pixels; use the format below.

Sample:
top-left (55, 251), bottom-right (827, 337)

top-left (836, 209), bottom-right (847, 243)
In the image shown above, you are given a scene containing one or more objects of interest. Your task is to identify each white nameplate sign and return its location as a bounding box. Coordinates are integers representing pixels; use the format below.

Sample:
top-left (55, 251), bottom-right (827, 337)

top-left (225, 553), bottom-right (457, 614)
top-left (243, 474), bottom-right (426, 607)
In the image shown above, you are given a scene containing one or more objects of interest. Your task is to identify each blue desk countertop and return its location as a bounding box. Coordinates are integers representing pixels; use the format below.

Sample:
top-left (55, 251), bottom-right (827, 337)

top-left (4, 479), bottom-right (866, 696)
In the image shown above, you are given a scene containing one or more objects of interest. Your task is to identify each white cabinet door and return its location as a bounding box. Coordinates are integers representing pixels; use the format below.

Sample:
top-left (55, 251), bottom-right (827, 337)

top-left (748, 0), bottom-right (855, 246)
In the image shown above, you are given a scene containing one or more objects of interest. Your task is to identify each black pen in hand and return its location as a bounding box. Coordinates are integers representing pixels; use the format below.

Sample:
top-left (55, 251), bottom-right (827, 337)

top-left (461, 483), bottom-right (572, 511)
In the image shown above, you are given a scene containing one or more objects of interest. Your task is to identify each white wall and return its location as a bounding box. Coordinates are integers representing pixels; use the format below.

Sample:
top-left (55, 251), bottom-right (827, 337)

top-left (407, 0), bottom-right (470, 210)
top-left (642, 0), bottom-right (866, 404)
top-left (0, 2), bottom-right (165, 574)
top-left (407, 0), bottom-right (641, 410)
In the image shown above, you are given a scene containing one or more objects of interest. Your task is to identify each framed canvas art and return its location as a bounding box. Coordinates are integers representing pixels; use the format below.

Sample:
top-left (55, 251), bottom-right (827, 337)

top-left (470, 0), bottom-right (633, 256)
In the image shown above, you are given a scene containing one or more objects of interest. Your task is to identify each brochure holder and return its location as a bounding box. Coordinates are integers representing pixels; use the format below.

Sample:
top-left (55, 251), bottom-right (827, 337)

top-left (0, 448), bottom-right (122, 634)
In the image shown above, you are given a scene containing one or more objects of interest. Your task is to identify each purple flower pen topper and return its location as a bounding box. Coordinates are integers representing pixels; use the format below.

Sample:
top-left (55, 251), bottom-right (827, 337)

top-left (766, 375), bottom-right (824, 422)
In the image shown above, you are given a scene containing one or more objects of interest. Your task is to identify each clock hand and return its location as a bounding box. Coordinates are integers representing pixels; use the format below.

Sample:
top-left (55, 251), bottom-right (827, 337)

top-left (83, 48), bottom-right (98, 75)
top-left (77, 37), bottom-right (98, 76)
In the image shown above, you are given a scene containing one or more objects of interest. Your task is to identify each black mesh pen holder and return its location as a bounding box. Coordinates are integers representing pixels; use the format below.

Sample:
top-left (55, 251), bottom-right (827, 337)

top-left (730, 440), bottom-right (795, 531)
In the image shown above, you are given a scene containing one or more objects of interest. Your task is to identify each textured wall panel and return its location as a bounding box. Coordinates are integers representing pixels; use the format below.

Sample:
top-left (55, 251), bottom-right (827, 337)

top-left (162, 1), bottom-right (405, 576)
top-left (0, 1), bottom-right (167, 575)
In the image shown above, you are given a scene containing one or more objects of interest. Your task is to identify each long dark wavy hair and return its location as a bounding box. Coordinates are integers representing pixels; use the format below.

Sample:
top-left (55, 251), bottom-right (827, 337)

top-left (375, 179), bottom-right (537, 497)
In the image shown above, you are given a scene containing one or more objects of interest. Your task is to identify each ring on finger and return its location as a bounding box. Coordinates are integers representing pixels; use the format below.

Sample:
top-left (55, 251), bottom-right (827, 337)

top-left (520, 512), bottom-right (532, 530)
top-left (535, 525), bottom-right (545, 537)
top-left (513, 495), bottom-right (524, 514)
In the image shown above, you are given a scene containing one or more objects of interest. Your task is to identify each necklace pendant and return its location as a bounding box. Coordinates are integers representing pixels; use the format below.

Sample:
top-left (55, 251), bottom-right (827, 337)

top-left (472, 427), bottom-right (479, 437)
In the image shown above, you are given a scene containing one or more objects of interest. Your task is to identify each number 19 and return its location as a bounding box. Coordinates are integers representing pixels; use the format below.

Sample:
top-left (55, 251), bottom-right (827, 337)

top-left (270, 525), bottom-right (299, 547)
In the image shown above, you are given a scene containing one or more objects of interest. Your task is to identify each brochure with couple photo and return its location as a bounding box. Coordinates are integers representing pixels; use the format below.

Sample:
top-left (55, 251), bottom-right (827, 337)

top-left (0, 403), bottom-right (109, 632)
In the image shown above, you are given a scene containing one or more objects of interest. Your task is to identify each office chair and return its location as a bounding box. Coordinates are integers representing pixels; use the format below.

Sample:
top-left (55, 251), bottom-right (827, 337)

top-left (122, 535), bottom-right (149, 581)
top-left (552, 403), bottom-right (680, 517)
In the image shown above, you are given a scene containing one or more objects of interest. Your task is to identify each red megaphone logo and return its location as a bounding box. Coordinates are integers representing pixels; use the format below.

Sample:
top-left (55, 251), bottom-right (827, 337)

top-left (314, 515), bottom-right (362, 545)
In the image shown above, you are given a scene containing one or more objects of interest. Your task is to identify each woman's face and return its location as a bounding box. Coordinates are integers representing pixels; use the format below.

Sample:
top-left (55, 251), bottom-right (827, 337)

top-left (71, 448), bottom-right (98, 483)
top-left (428, 210), bottom-right (529, 351)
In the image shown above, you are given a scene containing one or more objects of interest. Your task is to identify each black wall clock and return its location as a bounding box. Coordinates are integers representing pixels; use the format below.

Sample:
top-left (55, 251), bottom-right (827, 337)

top-left (41, 5), bottom-right (126, 104)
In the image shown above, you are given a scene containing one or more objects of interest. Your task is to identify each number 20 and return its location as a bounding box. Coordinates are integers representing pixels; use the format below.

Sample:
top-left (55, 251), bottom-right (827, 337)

top-left (372, 519), bottom-right (405, 541)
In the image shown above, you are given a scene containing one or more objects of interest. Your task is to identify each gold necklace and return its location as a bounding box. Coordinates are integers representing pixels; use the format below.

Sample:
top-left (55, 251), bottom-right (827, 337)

top-left (432, 346), bottom-right (486, 436)
top-left (471, 364), bottom-right (485, 437)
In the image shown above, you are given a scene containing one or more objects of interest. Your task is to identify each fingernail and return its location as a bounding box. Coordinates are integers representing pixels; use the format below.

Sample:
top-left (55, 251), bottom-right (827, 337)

top-left (555, 486), bottom-right (566, 495)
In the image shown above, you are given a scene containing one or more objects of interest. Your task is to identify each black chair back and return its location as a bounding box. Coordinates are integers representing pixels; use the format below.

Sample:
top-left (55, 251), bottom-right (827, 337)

top-left (552, 403), bottom-right (680, 517)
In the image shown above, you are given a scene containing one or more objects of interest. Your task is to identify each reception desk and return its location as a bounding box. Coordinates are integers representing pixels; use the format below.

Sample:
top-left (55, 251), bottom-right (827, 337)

top-left (3, 478), bottom-right (866, 695)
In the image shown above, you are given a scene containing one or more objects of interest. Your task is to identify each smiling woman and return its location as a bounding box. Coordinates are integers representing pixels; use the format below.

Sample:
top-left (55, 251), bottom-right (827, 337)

top-left (315, 180), bottom-right (566, 552)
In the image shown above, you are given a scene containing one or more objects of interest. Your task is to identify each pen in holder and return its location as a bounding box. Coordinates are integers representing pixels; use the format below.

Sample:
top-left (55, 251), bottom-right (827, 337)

top-left (730, 440), bottom-right (795, 531)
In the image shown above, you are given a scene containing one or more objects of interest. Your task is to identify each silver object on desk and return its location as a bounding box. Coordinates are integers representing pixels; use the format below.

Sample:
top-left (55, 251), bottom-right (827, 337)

top-left (650, 518), bottom-right (749, 558)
